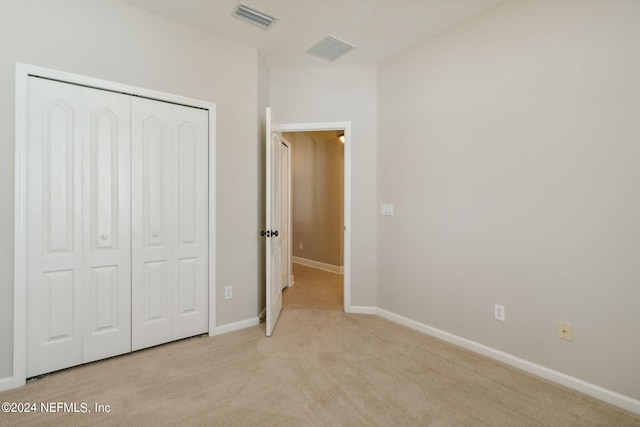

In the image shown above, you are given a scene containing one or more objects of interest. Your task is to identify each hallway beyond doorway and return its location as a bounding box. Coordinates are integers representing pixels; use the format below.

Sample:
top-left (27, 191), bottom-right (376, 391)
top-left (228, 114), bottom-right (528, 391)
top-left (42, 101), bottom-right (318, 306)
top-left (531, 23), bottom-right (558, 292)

top-left (282, 263), bottom-right (343, 311)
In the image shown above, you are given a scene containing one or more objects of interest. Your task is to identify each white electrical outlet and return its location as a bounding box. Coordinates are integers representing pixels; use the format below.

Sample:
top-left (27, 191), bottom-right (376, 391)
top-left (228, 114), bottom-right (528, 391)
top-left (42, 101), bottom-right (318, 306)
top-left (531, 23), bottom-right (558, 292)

top-left (494, 304), bottom-right (506, 321)
top-left (224, 286), bottom-right (232, 300)
top-left (299, 243), bottom-right (303, 250)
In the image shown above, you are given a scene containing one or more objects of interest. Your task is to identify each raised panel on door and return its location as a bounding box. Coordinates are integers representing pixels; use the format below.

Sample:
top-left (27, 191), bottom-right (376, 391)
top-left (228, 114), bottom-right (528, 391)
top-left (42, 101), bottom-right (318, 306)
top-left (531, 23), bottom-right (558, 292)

top-left (172, 104), bottom-right (208, 339)
top-left (26, 77), bottom-right (84, 377)
top-left (82, 87), bottom-right (132, 362)
top-left (131, 97), bottom-right (174, 351)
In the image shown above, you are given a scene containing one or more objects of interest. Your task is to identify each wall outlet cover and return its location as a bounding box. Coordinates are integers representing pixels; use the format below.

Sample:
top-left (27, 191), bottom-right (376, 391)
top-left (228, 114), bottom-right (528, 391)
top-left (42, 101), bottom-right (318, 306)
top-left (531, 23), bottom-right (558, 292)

top-left (558, 321), bottom-right (572, 341)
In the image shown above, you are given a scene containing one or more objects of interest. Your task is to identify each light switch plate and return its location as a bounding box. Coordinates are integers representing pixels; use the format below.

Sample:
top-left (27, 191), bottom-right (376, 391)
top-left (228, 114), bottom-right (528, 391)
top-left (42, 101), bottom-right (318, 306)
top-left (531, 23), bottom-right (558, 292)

top-left (380, 204), bottom-right (394, 216)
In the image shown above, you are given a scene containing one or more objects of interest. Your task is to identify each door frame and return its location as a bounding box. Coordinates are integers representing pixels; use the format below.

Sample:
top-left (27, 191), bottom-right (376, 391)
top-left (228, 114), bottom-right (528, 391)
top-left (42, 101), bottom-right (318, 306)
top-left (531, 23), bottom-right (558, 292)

top-left (12, 63), bottom-right (217, 389)
top-left (280, 137), bottom-right (292, 289)
top-left (280, 122), bottom-right (351, 312)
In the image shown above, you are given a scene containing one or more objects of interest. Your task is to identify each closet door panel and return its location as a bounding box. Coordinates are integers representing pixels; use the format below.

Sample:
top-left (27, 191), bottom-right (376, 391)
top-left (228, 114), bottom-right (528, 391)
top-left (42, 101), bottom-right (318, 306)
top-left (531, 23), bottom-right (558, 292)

top-left (25, 74), bottom-right (212, 378)
top-left (82, 87), bottom-right (132, 363)
top-left (26, 78), bottom-right (84, 377)
top-left (177, 258), bottom-right (198, 313)
top-left (131, 98), bottom-right (174, 351)
top-left (173, 105), bottom-right (208, 339)
top-left (144, 117), bottom-right (167, 248)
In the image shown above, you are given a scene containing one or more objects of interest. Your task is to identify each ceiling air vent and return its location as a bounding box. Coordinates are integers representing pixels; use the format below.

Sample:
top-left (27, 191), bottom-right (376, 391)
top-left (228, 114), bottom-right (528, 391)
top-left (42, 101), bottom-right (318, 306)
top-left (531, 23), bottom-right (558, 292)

top-left (233, 4), bottom-right (277, 29)
top-left (306, 35), bottom-right (354, 61)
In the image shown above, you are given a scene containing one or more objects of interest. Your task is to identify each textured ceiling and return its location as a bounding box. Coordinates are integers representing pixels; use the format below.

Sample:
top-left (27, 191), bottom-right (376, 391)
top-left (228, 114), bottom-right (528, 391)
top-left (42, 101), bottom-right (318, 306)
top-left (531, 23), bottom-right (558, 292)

top-left (119, 0), bottom-right (504, 69)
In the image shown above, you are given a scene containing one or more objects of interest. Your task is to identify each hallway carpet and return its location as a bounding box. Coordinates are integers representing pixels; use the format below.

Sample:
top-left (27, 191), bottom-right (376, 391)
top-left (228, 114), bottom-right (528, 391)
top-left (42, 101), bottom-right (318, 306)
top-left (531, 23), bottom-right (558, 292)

top-left (282, 262), bottom-right (343, 312)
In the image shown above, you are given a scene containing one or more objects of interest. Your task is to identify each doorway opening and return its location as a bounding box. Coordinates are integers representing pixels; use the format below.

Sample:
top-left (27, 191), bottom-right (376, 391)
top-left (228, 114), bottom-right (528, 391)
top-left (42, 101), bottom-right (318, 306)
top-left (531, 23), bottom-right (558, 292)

top-left (283, 130), bottom-right (344, 311)
top-left (279, 122), bottom-right (351, 313)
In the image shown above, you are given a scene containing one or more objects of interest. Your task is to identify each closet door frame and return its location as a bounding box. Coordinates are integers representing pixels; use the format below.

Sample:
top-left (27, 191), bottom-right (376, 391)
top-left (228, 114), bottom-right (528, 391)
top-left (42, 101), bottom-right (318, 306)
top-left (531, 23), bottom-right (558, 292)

top-left (13, 63), bottom-right (217, 389)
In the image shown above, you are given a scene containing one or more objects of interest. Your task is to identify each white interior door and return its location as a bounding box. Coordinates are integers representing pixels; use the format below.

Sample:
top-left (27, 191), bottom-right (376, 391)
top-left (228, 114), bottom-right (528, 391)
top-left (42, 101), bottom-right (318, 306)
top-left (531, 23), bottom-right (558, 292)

top-left (131, 98), bottom-right (209, 351)
top-left (265, 107), bottom-right (283, 337)
top-left (19, 67), bottom-right (214, 381)
top-left (26, 78), bottom-right (132, 376)
top-left (81, 85), bottom-right (132, 363)
top-left (171, 104), bottom-right (209, 341)
top-left (26, 78), bottom-right (84, 376)
top-left (131, 98), bottom-right (174, 350)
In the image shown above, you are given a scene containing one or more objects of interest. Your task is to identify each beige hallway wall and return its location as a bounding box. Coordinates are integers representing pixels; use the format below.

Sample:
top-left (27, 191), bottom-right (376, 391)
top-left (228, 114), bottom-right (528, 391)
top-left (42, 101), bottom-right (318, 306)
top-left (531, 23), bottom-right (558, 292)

top-left (285, 131), bottom-right (344, 268)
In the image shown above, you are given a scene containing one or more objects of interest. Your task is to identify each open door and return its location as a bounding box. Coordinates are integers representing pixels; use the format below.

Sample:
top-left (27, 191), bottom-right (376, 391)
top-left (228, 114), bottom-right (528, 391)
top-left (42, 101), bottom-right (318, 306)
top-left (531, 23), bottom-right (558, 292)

top-left (264, 107), bottom-right (283, 336)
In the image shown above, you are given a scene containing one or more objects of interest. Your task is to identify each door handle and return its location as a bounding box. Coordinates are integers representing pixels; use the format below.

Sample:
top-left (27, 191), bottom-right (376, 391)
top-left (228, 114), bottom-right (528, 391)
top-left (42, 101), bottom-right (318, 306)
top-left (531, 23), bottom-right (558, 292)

top-left (272, 230), bottom-right (278, 237)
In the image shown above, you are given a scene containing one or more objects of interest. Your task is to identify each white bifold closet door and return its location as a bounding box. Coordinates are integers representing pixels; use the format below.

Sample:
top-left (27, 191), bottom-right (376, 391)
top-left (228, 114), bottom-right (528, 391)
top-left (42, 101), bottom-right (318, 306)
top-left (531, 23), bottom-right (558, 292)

top-left (131, 97), bottom-right (209, 351)
top-left (26, 77), bottom-right (132, 377)
top-left (26, 77), bottom-right (209, 377)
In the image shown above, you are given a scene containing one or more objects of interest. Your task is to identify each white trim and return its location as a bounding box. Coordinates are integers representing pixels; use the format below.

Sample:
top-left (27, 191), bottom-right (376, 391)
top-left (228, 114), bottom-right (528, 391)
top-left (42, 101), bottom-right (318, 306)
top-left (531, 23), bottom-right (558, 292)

top-left (375, 308), bottom-right (640, 415)
top-left (349, 306), bottom-right (377, 315)
top-left (281, 137), bottom-right (292, 289)
top-left (13, 64), bottom-right (28, 390)
top-left (16, 63), bottom-right (215, 110)
top-left (14, 62), bottom-right (217, 390)
top-left (0, 377), bottom-right (14, 392)
top-left (280, 122), bottom-right (351, 313)
top-left (207, 104), bottom-right (217, 337)
top-left (292, 256), bottom-right (344, 274)
top-left (211, 317), bottom-right (261, 336)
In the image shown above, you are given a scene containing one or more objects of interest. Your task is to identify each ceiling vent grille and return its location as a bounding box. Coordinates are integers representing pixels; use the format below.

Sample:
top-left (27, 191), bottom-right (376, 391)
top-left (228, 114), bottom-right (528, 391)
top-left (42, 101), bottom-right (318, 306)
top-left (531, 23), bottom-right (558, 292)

top-left (233, 4), bottom-right (277, 29)
top-left (306, 35), bottom-right (355, 61)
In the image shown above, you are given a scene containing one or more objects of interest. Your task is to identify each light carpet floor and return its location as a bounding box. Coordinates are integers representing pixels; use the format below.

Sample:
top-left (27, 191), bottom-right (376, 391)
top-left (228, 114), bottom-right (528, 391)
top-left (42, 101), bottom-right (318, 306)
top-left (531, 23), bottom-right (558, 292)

top-left (2, 310), bottom-right (640, 426)
top-left (2, 265), bottom-right (639, 426)
top-left (283, 263), bottom-right (343, 311)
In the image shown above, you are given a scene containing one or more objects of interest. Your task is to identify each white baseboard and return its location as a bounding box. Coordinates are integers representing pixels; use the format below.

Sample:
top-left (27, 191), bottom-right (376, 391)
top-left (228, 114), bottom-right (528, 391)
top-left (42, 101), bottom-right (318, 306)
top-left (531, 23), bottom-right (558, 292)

top-left (210, 316), bottom-right (260, 336)
top-left (293, 256), bottom-right (344, 274)
top-left (375, 308), bottom-right (640, 415)
top-left (0, 376), bottom-right (14, 392)
top-left (348, 305), bottom-right (377, 315)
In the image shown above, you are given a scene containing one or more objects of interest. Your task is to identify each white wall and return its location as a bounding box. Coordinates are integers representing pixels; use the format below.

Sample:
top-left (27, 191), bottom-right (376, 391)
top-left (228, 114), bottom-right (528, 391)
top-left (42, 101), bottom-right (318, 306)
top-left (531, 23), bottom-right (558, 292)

top-left (377, 0), bottom-right (640, 401)
top-left (0, 0), bottom-right (260, 380)
top-left (271, 66), bottom-right (378, 306)
top-left (257, 54), bottom-right (270, 312)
